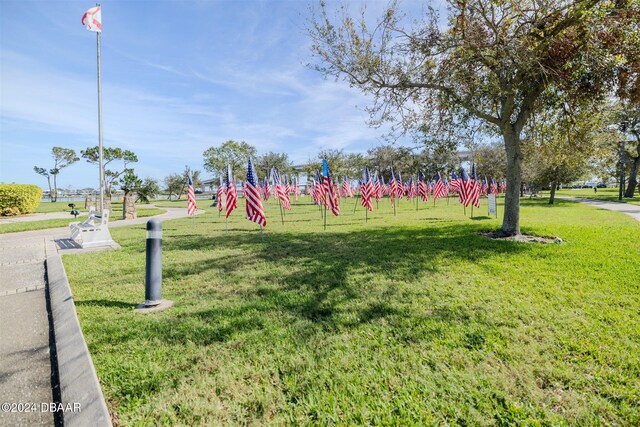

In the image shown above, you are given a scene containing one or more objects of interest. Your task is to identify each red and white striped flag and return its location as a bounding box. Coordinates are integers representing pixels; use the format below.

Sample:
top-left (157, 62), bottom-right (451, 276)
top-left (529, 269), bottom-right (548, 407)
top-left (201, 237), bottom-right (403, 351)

top-left (322, 160), bottom-right (340, 216)
top-left (225, 165), bottom-right (237, 218)
top-left (217, 176), bottom-right (225, 213)
top-left (82, 6), bottom-right (102, 32)
top-left (360, 167), bottom-right (374, 212)
top-left (245, 159), bottom-right (266, 227)
top-left (186, 174), bottom-right (197, 216)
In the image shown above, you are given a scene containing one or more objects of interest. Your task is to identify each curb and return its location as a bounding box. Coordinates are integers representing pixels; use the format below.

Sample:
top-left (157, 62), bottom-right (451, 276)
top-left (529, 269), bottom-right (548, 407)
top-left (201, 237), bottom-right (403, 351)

top-left (45, 238), bottom-right (112, 427)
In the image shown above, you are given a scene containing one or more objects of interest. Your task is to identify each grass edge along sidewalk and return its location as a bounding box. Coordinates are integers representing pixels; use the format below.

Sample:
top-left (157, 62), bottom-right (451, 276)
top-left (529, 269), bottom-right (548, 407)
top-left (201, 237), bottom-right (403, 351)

top-left (63, 198), bottom-right (640, 425)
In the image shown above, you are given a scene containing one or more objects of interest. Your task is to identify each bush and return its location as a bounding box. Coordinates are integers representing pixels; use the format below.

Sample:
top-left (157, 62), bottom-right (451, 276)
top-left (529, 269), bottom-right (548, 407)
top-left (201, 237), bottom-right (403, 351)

top-left (0, 184), bottom-right (43, 216)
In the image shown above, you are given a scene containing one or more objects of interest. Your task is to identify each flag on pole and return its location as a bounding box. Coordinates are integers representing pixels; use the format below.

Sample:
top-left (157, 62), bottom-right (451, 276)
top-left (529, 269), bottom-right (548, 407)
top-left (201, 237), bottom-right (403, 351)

top-left (271, 167), bottom-right (291, 209)
top-left (373, 172), bottom-right (382, 202)
top-left (82, 6), bottom-right (102, 32)
top-left (418, 172), bottom-right (428, 202)
top-left (217, 176), bottom-right (225, 212)
top-left (342, 175), bottom-right (354, 198)
top-left (360, 167), bottom-right (374, 211)
top-left (469, 164), bottom-right (481, 208)
top-left (225, 165), bottom-right (237, 218)
top-left (245, 159), bottom-right (266, 227)
top-left (315, 170), bottom-right (326, 205)
top-left (263, 178), bottom-right (271, 201)
top-left (458, 168), bottom-right (472, 207)
top-left (490, 178), bottom-right (498, 195)
top-left (433, 173), bottom-right (445, 201)
top-left (322, 160), bottom-right (340, 216)
top-left (389, 168), bottom-right (399, 203)
top-left (187, 174), bottom-right (197, 216)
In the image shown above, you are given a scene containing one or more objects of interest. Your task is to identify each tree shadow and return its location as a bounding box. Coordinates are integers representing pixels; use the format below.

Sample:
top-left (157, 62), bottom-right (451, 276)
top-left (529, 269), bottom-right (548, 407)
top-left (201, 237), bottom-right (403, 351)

top-left (89, 223), bottom-right (530, 347)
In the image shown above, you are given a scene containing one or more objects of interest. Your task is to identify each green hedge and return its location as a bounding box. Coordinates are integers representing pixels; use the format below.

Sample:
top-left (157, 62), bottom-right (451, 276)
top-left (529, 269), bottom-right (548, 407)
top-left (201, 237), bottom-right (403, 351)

top-left (0, 184), bottom-right (43, 216)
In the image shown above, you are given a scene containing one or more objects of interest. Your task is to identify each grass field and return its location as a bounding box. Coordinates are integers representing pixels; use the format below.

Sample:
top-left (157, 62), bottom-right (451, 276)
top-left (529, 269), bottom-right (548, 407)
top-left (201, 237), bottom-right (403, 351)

top-left (538, 187), bottom-right (640, 206)
top-left (0, 202), bottom-right (165, 234)
top-left (62, 196), bottom-right (640, 426)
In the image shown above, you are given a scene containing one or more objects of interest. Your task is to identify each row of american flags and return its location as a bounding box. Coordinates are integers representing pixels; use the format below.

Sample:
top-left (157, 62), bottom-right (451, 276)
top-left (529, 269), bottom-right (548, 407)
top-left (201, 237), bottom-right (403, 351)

top-left (186, 160), bottom-right (507, 228)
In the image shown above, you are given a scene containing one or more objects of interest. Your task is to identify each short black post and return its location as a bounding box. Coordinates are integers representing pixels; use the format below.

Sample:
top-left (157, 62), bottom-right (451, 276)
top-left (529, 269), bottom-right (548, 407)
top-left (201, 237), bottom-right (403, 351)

top-left (145, 219), bottom-right (162, 306)
top-left (136, 219), bottom-right (173, 313)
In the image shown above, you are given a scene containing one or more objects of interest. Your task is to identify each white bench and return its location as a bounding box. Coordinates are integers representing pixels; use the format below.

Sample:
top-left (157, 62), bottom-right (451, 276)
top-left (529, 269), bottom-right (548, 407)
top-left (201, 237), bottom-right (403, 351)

top-left (69, 209), bottom-right (114, 248)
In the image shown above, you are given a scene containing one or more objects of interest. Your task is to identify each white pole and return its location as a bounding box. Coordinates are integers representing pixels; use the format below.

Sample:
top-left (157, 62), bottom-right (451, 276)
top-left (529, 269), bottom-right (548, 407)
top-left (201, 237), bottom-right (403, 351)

top-left (96, 10), bottom-right (104, 212)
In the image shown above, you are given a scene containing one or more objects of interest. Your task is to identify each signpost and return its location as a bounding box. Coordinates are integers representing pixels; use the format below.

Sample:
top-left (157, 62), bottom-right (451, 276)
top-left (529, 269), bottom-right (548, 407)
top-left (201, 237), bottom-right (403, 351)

top-left (488, 194), bottom-right (497, 218)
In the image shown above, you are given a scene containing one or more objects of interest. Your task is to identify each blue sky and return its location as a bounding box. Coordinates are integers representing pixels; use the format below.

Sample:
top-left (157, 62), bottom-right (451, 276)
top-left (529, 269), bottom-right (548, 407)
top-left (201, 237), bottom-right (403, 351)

top-left (1, 0), bottom-right (431, 190)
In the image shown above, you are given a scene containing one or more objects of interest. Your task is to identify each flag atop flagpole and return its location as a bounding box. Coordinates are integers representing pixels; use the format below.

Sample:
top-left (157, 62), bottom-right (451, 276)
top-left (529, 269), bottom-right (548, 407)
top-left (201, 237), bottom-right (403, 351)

top-left (82, 4), bottom-right (104, 210)
top-left (82, 5), bottom-right (102, 32)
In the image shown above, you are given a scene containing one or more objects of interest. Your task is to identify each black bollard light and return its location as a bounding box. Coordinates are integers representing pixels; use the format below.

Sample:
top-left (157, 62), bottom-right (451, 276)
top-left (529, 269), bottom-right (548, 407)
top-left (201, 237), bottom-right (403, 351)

top-left (135, 219), bottom-right (173, 313)
top-left (145, 218), bottom-right (163, 306)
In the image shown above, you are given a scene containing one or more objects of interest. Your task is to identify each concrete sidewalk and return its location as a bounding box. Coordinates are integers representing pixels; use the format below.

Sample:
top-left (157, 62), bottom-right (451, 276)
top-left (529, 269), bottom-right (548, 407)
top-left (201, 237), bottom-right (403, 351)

top-left (556, 196), bottom-right (640, 222)
top-left (0, 207), bottom-right (201, 426)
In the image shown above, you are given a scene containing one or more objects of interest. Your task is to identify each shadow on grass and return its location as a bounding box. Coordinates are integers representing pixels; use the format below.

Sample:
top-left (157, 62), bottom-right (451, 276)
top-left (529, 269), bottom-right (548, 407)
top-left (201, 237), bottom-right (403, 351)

top-left (78, 223), bottom-right (531, 348)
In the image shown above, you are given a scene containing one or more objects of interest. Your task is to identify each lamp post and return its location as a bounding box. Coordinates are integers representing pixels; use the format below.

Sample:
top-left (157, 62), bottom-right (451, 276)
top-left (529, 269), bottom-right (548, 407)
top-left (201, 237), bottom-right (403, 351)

top-left (619, 122), bottom-right (628, 201)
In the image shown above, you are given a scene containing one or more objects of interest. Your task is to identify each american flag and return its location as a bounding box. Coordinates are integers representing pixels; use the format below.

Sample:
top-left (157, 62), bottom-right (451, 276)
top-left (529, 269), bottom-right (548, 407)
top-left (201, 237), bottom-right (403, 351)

top-left (225, 164), bottom-right (237, 218)
top-left (343, 175), bottom-right (354, 197)
top-left (292, 176), bottom-right (300, 201)
top-left (315, 170), bottom-right (326, 206)
top-left (271, 167), bottom-right (291, 210)
top-left (360, 167), bottom-right (374, 211)
top-left (373, 172), bottom-right (382, 202)
top-left (458, 168), bottom-right (472, 207)
top-left (217, 176), bottom-right (225, 212)
top-left (490, 178), bottom-right (498, 195)
top-left (187, 174), bottom-right (197, 216)
top-left (245, 159), bottom-right (266, 227)
top-left (481, 177), bottom-right (489, 196)
top-left (433, 173), bottom-right (446, 201)
top-left (500, 180), bottom-right (507, 193)
top-left (322, 160), bottom-right (340, 216)
top-left (469, 164), bottom-right (481, 208)
top-left (450, 171), bottom-right (460, 194)
top-left (389, 168), bottom-right (399, 202)
top-left (263, 178), bottom-right (271, 201)
top-left (418, 172), bottom-right (428, 202)
top-left (407, 176), bottom-right (417, 199)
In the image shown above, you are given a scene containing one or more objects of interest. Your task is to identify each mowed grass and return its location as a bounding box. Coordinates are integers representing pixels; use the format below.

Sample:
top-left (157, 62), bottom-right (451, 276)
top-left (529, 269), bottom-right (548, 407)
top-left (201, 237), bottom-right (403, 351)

top-left (62, 196), bottom-right (640, 426)
top-left (0, 203), bottom-right (165, 234)
top-left (540, 187), bottom-right (640, 206)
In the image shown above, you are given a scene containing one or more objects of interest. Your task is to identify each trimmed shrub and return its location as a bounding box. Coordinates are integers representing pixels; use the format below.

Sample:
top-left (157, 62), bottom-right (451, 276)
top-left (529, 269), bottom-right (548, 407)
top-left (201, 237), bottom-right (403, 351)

top-left (0, 184), bottom-right (43, 216)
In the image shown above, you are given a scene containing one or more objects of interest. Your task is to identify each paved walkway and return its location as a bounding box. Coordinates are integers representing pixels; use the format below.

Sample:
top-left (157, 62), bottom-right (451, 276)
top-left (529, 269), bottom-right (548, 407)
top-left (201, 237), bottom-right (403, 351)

top-left (556, 196), bottom-right (640, 222)
top-left (0, 207), bottom-right (201, 426)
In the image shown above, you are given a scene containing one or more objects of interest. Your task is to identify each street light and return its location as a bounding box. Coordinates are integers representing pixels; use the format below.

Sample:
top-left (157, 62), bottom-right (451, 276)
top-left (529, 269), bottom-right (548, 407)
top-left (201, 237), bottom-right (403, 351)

top-left (618, 122), bottom-right (627, 201)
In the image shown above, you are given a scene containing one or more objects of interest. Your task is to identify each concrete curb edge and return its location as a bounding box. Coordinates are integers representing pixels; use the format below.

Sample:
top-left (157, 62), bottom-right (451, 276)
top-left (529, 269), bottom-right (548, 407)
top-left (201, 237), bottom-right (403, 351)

top-left (45, 238), bottom-right (112, 427)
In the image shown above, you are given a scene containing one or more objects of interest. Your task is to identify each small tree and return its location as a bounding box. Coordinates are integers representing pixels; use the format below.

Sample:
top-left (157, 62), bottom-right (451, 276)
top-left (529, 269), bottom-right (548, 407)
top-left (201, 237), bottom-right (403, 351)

top-left (164, 174), bottom-right (184, 200)
top-left (256, 152), bottom-right (294, 179)
top-left (34, 147), bottom-right (79, 202)
top-left (120, 170), bottom-right (142, 219)
top-left (203, 140), bottom-right (257, 181)
top-left (81, 146), bottom-right (138, 209)
top-left (137, 178), bottom-right (160, 204)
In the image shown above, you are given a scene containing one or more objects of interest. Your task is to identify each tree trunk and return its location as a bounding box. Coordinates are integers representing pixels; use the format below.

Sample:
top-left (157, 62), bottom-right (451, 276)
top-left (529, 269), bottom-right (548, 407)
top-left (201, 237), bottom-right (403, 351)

top-left (52, 174), bottom-right (57, 202)
top-left (549, 180), bottom-right (557, 205)
top-left (624, 141), bottom-right (640, 198)
top-left (46, 177), bottom-right (53, 202)
top-left (501, 128), bottom-right (522, 236)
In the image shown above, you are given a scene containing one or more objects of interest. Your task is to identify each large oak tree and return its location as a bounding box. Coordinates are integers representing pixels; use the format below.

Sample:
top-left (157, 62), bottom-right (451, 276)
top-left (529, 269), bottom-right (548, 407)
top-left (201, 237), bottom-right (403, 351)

top-left (309, 0), bottom-right (637, 235)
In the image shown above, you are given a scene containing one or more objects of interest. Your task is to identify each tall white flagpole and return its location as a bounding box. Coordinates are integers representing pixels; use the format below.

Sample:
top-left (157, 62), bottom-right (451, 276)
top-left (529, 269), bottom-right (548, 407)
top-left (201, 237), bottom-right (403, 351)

top-left (96, 3), bottom-right (104, 211)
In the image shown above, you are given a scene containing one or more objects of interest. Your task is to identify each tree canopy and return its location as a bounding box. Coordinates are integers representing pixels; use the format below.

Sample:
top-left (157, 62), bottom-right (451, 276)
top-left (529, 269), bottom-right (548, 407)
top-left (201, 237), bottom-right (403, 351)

top-left (309, 0), bottom-right (637, 235)
top-left (203, 140), bottom-right (257, 181)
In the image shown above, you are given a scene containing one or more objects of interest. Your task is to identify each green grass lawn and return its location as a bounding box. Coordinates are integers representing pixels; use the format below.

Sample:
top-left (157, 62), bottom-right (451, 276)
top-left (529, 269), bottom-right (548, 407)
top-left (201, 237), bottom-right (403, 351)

top-left (539, 187), bottom-right (640, 206)
top-left (62, 196), bottom-right (640, 426)
top-left (0, 206), bottom-right (166, 234)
